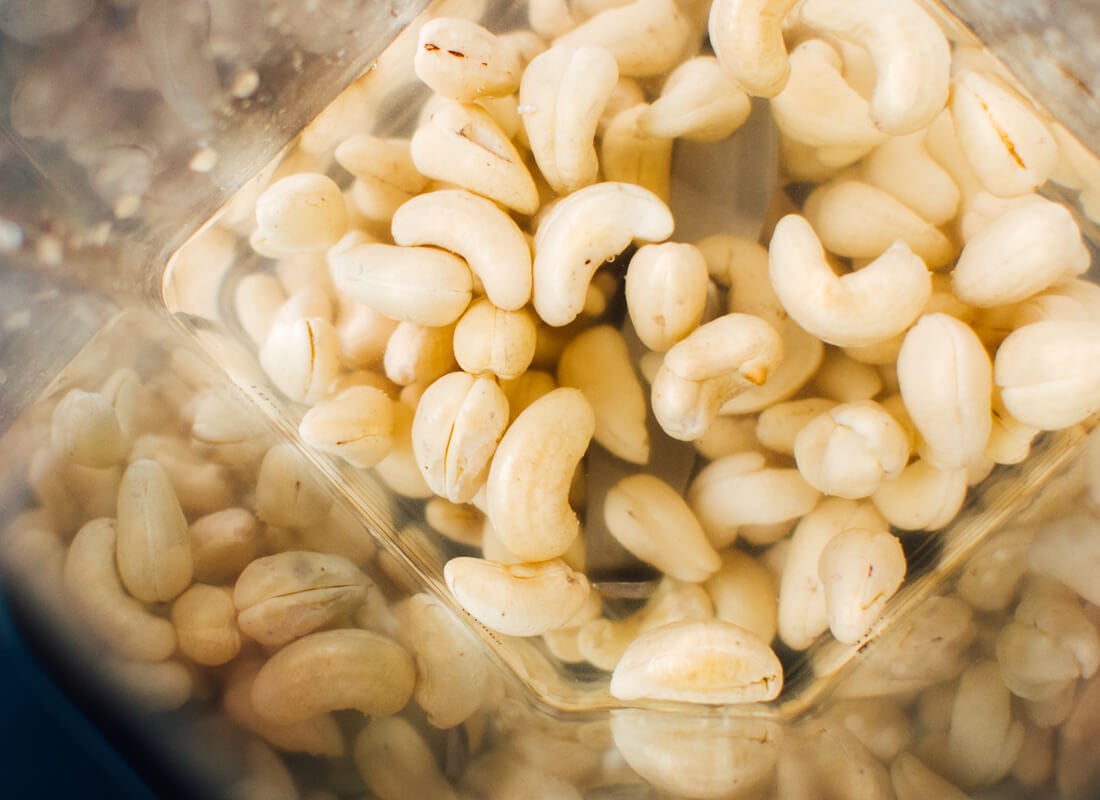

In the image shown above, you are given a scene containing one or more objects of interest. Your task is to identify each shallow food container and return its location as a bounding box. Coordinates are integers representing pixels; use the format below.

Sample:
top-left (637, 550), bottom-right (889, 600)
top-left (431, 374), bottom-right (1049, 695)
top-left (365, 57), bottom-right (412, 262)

top-left (2, 0), bottom-right (1100, 798)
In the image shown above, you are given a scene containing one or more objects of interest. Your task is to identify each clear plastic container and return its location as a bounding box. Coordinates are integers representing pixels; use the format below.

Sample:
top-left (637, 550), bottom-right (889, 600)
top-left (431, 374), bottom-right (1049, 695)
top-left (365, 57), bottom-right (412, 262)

top-left (3, 0), bottom-right (1100, 798)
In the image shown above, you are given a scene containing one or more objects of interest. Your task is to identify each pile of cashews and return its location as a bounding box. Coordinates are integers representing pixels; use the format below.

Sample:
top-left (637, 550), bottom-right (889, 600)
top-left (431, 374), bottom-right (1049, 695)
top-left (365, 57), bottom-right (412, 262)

top-left (223, 0), bottom-right (1100, 709)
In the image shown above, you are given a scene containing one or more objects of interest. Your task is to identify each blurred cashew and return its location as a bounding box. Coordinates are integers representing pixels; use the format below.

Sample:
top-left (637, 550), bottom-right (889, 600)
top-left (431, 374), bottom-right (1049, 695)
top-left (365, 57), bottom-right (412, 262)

top-left (708, 0), bottom-right (799, 97)
top-left (188, 508), bottom-right (260, 585)
top-left (871, 458), bottom-right (967, 531)
top-left (453, 299), bottom-right (537, 380)
top-left (891, 754), bottom-right (970, 800)
top-left (599, 104), bottom-right (673, 201)
top-left (116, 459), bottom-right (192, 604)
top-left (299, 386), bottom-right (395, 469)
top-left (554, 0), bottom-right (692, 78)
top-left (532, 181), bottom-right (674, 327)
top-left (254, 173), bottom-right (348, 253)
top-left (756, 397), bottom-right (837, 455)
top-left (651, 313), bottom-right (783, 440)
top-left (51, 388), bottom-right (131, 468)
top-left (255, 443), bottom-right (333, 531)
top-left (354, 717), bottom-right (459, 800)
top-left (625, 242), bottom-right (709, 352)
top-left (863, 132), bottom-right (961, 226)
top-left (947, 661), bottom-right (1025, 789)
top-left (383, 321), bottom-right (457, 387)
top-left (374, 403), bottom-right (435, 499)
top-left (638, 56), bottom-right (751, 142)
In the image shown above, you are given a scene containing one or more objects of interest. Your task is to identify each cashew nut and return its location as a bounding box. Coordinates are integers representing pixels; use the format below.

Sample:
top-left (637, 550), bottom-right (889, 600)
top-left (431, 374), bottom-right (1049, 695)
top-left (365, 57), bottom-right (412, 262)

top-left (334, 295), bottom-right (399, 370)
top-left (299, 385), bottom-right (396, 469)
top-left (188, 508), bottom-right (261, 586)
top-left (863, 131), bottom-right (961, 226)
top-left (624, 242), bottom-right (709, 352)
top-left (116, 459), bottom-right (192, 604)
top-left (383, 321), bottom-right (457, 387)
top-left (255, 443), bottom-right (334, 531)
top-left (708, 0), bottom-right (799, 98)
top-left (554, 0), bottom-right (692, 78)
top-left (599, 104), bottom-right (673, 201)
top-left (892, 754), bottom-right (971, 800)
top-left (818, 526), bottom-right (906, 642)
top-left (415, 17), bottom-right (521, 103)
top-left (354, 716), bottom-right (459, 800)
top-left (870, 458), bottom-right (967, 531)
top-left (719, 319), bottom-right (824, 414)
top-left (946, 661), bottom-right (1025, 788)
top-left (704, 550), bottom-right (778, 643)
top-left (254, 173), bottom-right (348, 253)
top-left (755, 397), bottom-right (836, 455)
top-left (51, 388), bottom-right (131, 468)
top-left (452, 298), bottom-right (537, 380)
top-left (170, 583), bottom-right (241, 666)
top-left (485, 387), bottom-right (593, 560)
top-left (638, 56), bottom-right (751, 142)
top-left (532, 181), bottom-right (674, 327)
top-left (259, 317), bottom-right (343, 405)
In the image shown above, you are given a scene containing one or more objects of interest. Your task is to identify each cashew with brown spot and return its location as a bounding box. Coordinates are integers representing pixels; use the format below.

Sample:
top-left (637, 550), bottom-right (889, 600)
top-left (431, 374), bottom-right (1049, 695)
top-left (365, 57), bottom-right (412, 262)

top-left (415, 17), bottom-right (521, 103)
top-left (818, 527), bottom-right (906, 642)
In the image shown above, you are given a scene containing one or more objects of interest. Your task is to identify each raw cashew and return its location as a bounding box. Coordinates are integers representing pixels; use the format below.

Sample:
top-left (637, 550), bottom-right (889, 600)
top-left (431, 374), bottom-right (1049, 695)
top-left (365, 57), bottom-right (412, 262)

top-left (652, 313), bottom-right (783, 440)
top-left (501, 369), bottom-right (557, 421)
top-left (638, 56), bottom-right (751, 142)
top-left (259, 317), bottom-right (342, 405)
top-left (444, 557), bottom-right (590, 636)
top-left (334, 135), bottom-right (427, 198)
top-left (557, 325), bottom-right (649, 463)
top-left (554, 0), bottom-right (692, 78)
top-left (354, 717), bottom-right (459, 800)
top-left (951, 70), bottom-right (1058, 198)
top-left (383, 321), bottom-right (456, 387)
top-left (187, 508), bottom-right (260, 585)
top-left (871, 459), bottom-right (967, 531)
top-left (452, 299), bottom-right (537, 380)
top-left (255, 444), bottom-right (333, 531)
top-left (334, 295), bottom-right (399, 369)
top-left (409, 101), bottom-right (538, 214)
top-left (599, 104), bottom-right (673, 201)
top-left (532, 181), bottom-right (674, 327)
top-left (127, 434), bottom-right (235, 519)
top-left (688, 450), bottom-right (821, 548)
top-left (986, 390), bottom-right (1038, 465)
top-left (795, 0), bottom-right (950, 135)
top-left (254, 173), bottom-right (348, 253)
top-left (233, 551), bottom-right (369, 647)
top-left (170, 583), bottom-right (241, 666)
top-left (63, 518), bottom-right (177, 662)
top-left (719, 319), bottom-right (823, 414)
top-left (947, 661), bottom-right (1025, 789)
top-left (604, 473), bottom-right (721, 582)
top-left (330, 242), bottom-right (473, 327)
top-left (51, 388), bottom-right (131, 468)
top-left (803, 180), bottom-right (956, 269)
top-left (818, 527), bottom-right (906, 642)
top-left (485, 387), bottom-right (593, 560)
top-left (415, 17), bottom-right (521, 102)
top-left (994, 321), bottom-right (1100, 430)
top-left (519, 44), bottom-right (619, 196)
top-left (250, 629), bottom-right (415, 725)
top-left (391, 190), bottom-right (532, 311)
top-left (298, 386), bottom-right (395, 469)
top-left (756, 398), bottom-right (837, 455)
top-left (374, 403), bottom-right (434, 499)
top-left (952, 198), bottom-right (1090, 308)
top-left (891, 754), bottom-right (971, 800)
top-left (708, 0), bottom-right (799, 98)
top-left (625, 243), bottom-right (709, 352)
top-left (793, 400), bottom-right (910, 499)
top-left (1028, 514), bottom-right (1100, 606)
top-left (768, 214), bottom-right (931, 347)
top-left (897, 313), bottom-right (992, 470)
top-left (863, 132), bottom-right (961, 226)
top-left (235, 273), bottom-right (286, 346)
top-left (412, 371), bottom-right (510, 503)
top-left (704, 550), bottom-right (778, 643)
top-left (771, 39), bottom-right (886, 151)
top-left (610, 619), bottom-right (782, 703)
top-left (116, 459), bottom-right (192, 604)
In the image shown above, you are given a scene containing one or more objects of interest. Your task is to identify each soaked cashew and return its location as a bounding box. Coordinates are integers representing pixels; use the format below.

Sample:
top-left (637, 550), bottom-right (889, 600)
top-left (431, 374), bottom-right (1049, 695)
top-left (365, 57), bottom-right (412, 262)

top-left (116, 459), bottom-right (192, 604)
top-left (604, 473), bottom-right (721, 582)
top-left (259, 317), bottom-right (342, 405)
top-left (415, 17), bottom-right (521, 103)
top-left (255, 444), bottom-right (333, 531)
top-left (63, 518), bottom-right (177, 662)
top-left (444, 557), bottom-right (590, 636)
top-left (452, 299), bottom-right (537, 380)
top-left (411, 371), bottom-right (510, 503)
top-left (897, 313), bottom-right (993, 470)
top-left (51, 388), bottom-right (131, 468)
top-left (947, 660), bottom-right (1025, 789)
top-left (610, 619), bottom-right (782, 703)
top-left (768, 214), bottom-right (931, 347)
top-left (1028, 515), bottom-right (1100, 606)
top-left (720, 319), bottom-right (824, 414)
top-left (330, 242), bottom-right (473, 327)
top-left (298, 386), bottom-right (395, 469)
top-left (171, 583), bottom-right (241, 666)
top-left (863, 132), bottom-right (961, 226)
top-left (410, 101), bottom-right (539, 214)
top-left (557, 325), bottom-right (649, 463)
top-left (704, 550), bottom-right (778, 643)
top-left (652, 313), bottom-right (783, 440)
top-left (638, 56), bottom-right (751, 142)
top-left (233, 551), bottom-right (368, 647)
top-left (624, 242), bottom-right (709, 352)
top-left (354, 716), bottom-right (459, 800)
top-left (254, 173), bottom-right (348, 253)
top-left (818, 527), bottom-right (906, 642)
top-left (870, 459), bottom-right (967, 531)
top-left (532, 182), bottom-right (674, 327)
top-left (554, 0), bottom-right (692, 78)
top-left (486, 387), bottom-right (593, 561)
top-left (250, 629), bottom-right (415, 725)
top-left (382, 321), bottom-right (456, 388)
top-left (391, 190), bottom-right (533, 311)
top-left (708, 0), bottom-right (799, 98)
top-left (188, 508), bottom-right (260, 585)
top-left (756, 397), bottom-right (837, 455)
top-left (519, 44), bottom-right (618, 196)
top-left (599, 104), bottom-right (673, 201)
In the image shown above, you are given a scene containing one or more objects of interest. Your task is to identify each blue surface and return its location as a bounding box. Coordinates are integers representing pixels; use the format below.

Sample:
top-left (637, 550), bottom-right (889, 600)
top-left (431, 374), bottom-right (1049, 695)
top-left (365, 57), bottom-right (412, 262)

top-left (0, 583), bottom-right (154, 799)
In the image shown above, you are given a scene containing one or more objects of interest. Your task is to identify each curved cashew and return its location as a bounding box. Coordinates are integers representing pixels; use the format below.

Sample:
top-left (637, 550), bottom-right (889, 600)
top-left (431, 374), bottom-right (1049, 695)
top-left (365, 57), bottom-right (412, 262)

top-left (994, 320), bottom-right (1100, 430)
top-left (383, 321), bottom-right (456, 387)
top-left (444, 556), bottom-right (590, 636)
top-left (625, 242), bottom-right (709, 352)
top-left (604, 474), bottom-right (721, 582)
top-left (485, 387), bottom-right (593, 560)
top-left (415, 17), bottom-right (521, 103)
top-left (793, 400), bottom-right (910, 499)
top-left (116, 459), bottom-right (192, 604)
top-left (610, 619), bottom-right (782, 703)
top-left (557, 325), bottom-right (649, 464)
top-left (254, 173), bottom-right (348, 253)
top-left (720, 319), bottom-right (824, 414)
top-left (391, 190), bottom-right (532, 311)
top-left (698, 234), bottom-right (787, 325)
top-left (259, 317), bottom-right (343, 404)
top-left (532, 181), bottom-right (673, 327)
top-left (803, 180), bottom-right (956, 269)
top-left (330, 242), bottom-right (473, 327)
top-left (170, 584), bottom-right (241, 666)
top-left (795, 0), bottom-right (950, 135)
top-left (897, 313), bottom-right (992, 470)
top-left (870, 458), bottom-right (967, 531)
top-left (708, 0), bottom-right (799, 98)
top-left (600, 104), bottom-right (673, 201)
top-left (951, 70), bottom-right (1058, 199)
top-left (410, 101), bottom-right (538, 214)
top-left (768, 214), bottom-right (931, 347)
top-left (952, 198), bottom-right (1090, 308)
top-left (411, 371), bottom-right (510, 503)
top-left (638, 56), bottom-right (751, 142)
top-left (597, 76), bottom-right (647, 137)
top-left (63, 518), bottom-right (177, 662)
top-left (452, 298), bottom-right (537, 380)
top-left (334, 135), bottom-right (426, 195)
top-left (554, 0), bottom-right (692, 78)
top-left (947, 661), bottom-right (1025, 788)
top-left (233, 551), bottom-right (369, 647)
top-left (299, 386), bottom-right (395, 469)
top-left (771, 39), bottom-right (886, 151)
top-left (354, 717), bottom-right (460, 800)
top-left (51, 388), bottom-right (131, 468)
top-left (651, 313), bottom-right (783, 441)
top-left (519, 44), bottom-right (619, 196)
top-left (818, 527), bottom-right (906, 643)
top-left (250, 629), bottom-right (415, 725)
top-left (863, 132), bottom-right (961, 226)
top-left (688, 450), bottom-right (821, 548)
top-left (756, 397), bottom-right (837, 456)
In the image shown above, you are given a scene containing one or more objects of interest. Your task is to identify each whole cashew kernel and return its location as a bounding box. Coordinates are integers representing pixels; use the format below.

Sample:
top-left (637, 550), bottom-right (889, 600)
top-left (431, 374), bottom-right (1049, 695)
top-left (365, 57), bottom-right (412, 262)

top-left (452, 298), bottom-right (537, 381)
top-left (818, 527), bottom-right (906, 643)
top-left (704, 550), bottom-right (778, 643)
top-left (870, 458), bottom-right (967, 531)
top-left (554, 0), bottom-right (693, 78)
top-left (383, 320), bottom-right (457, 387)
top-left (259, 317), bottom-right (343, 405)
top-left (625, 242), bottom-right (709, 352)
top-left (51, 388), bottom-right (131, 468)
top-left (756, 397), bottom-right (837, 455)
top-left (708, 0), bottom-right (800, 98)
top-left (354, 716), bottom-right (459, 800)
top-left (719, 319), bottom-right (824, 414)
top-left (170, 583), bottom-right (241, 666)
top-left (299, 386), bottom-right (395, 469)
top-left (599, 104), bottom-right (673, 201)
top-left (863, 132), bottom-right (961, 226)
top-left (254, 173), bottom-right (348, 253)
top-left (638, 56), bottom-right (751, 142)
top-left (415, 17), bottom-right (521, 103)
